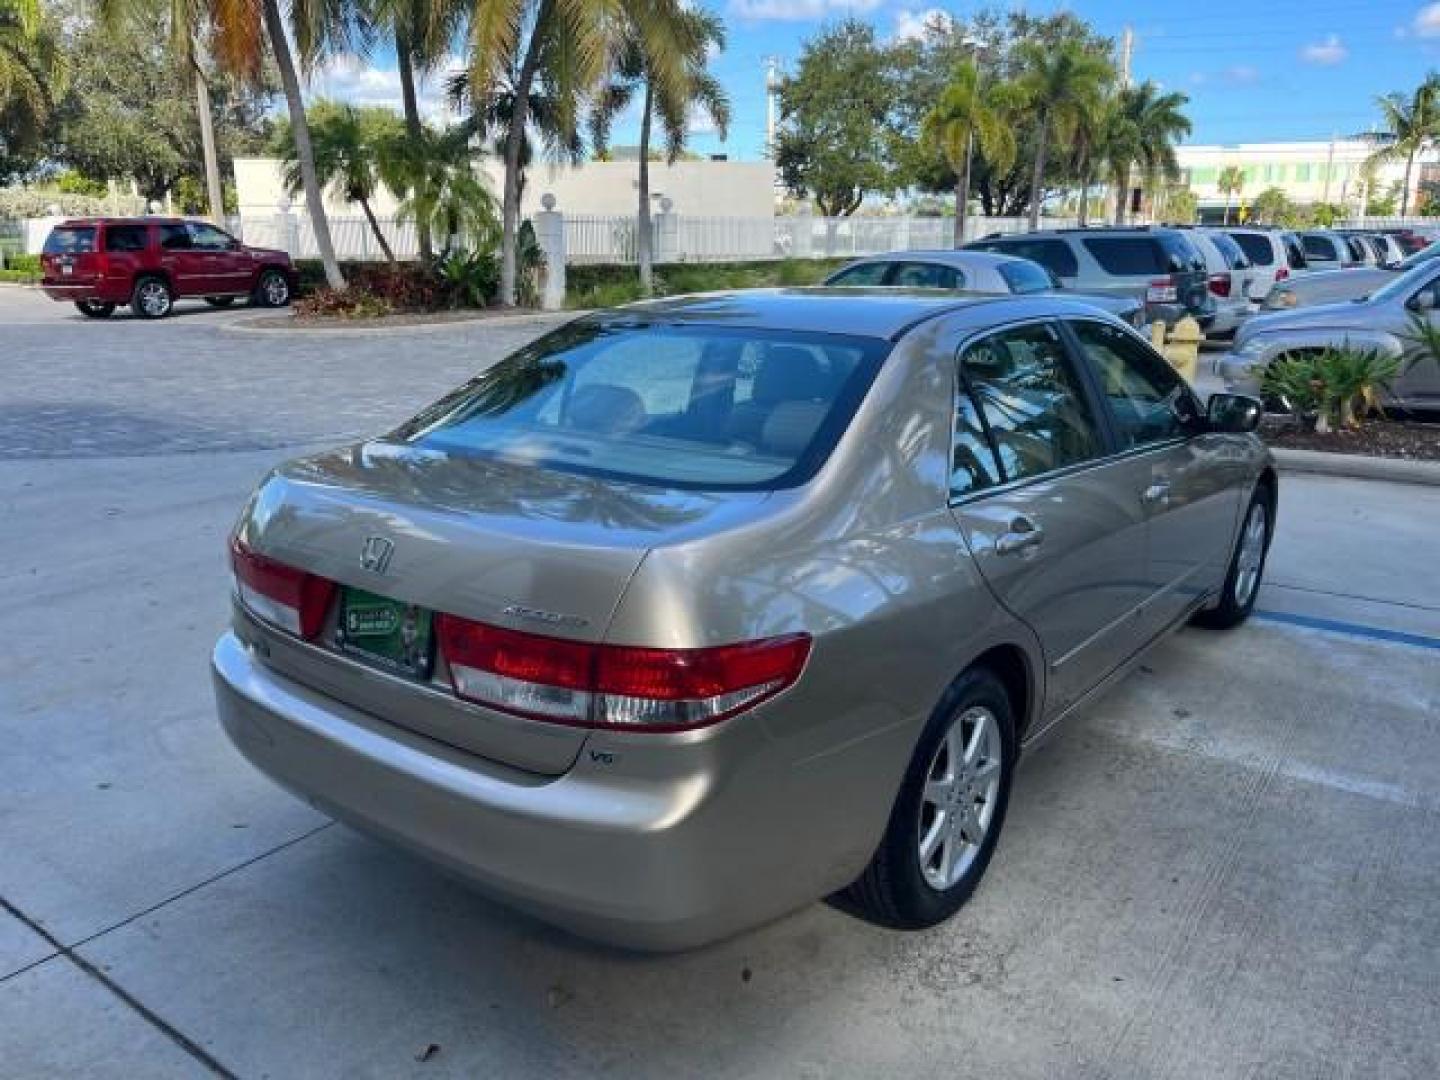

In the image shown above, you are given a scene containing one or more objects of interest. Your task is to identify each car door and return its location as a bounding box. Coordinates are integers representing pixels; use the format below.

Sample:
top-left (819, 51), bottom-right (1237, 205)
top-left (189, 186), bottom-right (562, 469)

top-left (948, 319), bottom-right (1151, 720)
top-left (187, 222), bottom-right (251, 294)
top-left (1064, 318), bottom-right (1244, 636)
top-left (1394, 272), bottom-right (1440, 406)
top-left (156, 221), bottom-right (207, 295)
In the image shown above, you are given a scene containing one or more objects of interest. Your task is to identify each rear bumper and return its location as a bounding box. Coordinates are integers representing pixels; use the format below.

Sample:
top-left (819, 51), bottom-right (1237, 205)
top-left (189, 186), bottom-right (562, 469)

top-left (212, 631), bottom-right (866, 950)
top-left (40, 281), bottom-right (120, 303)
top-left (1205, 300), bottom-right (1258, 337)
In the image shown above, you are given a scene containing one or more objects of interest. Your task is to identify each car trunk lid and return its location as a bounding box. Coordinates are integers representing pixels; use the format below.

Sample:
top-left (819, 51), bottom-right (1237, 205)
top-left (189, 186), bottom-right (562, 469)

top-left (235, 440), bottom-right (767, 774)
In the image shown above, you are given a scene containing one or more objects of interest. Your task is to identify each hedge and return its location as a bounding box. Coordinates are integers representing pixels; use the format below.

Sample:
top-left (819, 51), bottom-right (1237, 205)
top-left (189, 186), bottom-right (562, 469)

top-left (566, 258), bottom-right (853, 309)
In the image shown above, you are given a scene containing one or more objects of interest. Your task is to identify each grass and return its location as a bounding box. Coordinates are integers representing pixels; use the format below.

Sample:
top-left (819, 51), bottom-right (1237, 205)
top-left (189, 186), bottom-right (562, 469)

top-left (565, 258), bottom-right (853, 309)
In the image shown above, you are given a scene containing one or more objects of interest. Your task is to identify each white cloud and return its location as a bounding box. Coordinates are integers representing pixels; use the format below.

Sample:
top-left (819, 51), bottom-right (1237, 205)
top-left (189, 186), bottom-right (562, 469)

top-left (893, 8), bottom-right (953, 43)
top-left (306, 55), bottom-right (463, 121)
top-left (1188, 71), bottom-right (1208, 86)
top-left (1223, 65), bottom-right (1260, 85)
top-left (1300, 33), bottom-right (1347, 65)
top-left (1415, 2), bottom-right (1440, 37)
top-left (730, 0), bottom-right (881, 21)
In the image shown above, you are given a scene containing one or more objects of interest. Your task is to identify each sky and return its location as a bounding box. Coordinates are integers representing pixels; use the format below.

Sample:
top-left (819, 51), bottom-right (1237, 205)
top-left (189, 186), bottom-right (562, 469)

top-left (308, 0), bottom-right (1440, 162)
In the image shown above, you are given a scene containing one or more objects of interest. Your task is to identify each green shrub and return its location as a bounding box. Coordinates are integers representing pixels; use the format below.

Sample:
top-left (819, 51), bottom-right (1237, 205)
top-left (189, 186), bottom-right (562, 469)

top-left (294, 287), bottom-right (394, 319)
top-left (565, 258), bottom-right (851, 308)
top-left (437, 249), bottom-right (500, 308)
top-left (0, 268), bottom-right (38, 284)
top-left (1260, 346), bottom-right (1401, 432)
top-left (7, 253), bottom-right (40, 274)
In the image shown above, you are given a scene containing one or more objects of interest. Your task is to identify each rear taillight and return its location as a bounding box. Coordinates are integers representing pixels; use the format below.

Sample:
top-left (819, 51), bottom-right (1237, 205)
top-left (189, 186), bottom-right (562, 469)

top-left (436, 614), bottom-right (811, 732)
top-left (1276, 266), bottom-right (1290, 282)
top-left (1146, 276), bottom-right (1178, 303)
top-left (1207, 272), bottom-right (1231, 298)
top-left (229, 537), bottom-right (336, 640)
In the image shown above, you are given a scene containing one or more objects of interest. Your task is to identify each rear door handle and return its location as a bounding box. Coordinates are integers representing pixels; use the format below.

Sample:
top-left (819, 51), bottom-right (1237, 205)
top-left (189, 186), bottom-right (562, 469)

top-left (995, 516), bottom-right (1044, 556)
top-left (1142, 482), bottom-right (1172, 508)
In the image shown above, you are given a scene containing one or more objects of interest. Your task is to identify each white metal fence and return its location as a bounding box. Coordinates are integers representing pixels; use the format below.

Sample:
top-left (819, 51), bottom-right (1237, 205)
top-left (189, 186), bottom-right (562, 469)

top-left (233, 212), bottom-right (1083, 265)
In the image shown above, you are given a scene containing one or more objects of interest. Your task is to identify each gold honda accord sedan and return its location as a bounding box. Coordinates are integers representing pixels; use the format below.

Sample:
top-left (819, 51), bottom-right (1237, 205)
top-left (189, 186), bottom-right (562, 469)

top-left (214, 290), bottom-right (1274, 950)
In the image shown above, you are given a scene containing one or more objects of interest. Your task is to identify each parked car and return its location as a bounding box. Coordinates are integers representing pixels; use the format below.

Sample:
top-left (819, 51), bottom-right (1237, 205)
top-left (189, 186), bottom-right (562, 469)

top-left (823, 250), bottom-right (1146, 326)
top-left (966, 226), bottom-right (1217, 329)
top-left (1297, 230), bottom-right (1367, 271)
top-left (1360, 232), bottom-right (1407, 267)
top-left (1225, 227), bottom-right (1309, 301)
top-left (1379, 227), bottom-right (1430, 256)
top-left (1262, 239), bottom-right (1440, 311)
top-left (213, 289), bottom-right (1275, 950)
top-left (38, 217), bottom-right (296, 319)
top-left (1181, 228), bottom-right (1259, 337)
top-left (1221, 260), bottom-right (1440, 410)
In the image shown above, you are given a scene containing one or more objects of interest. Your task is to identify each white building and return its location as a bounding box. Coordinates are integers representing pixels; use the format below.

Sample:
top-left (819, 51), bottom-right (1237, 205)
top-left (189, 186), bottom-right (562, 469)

top-left (1175, 140), bottom-right (1440, 218)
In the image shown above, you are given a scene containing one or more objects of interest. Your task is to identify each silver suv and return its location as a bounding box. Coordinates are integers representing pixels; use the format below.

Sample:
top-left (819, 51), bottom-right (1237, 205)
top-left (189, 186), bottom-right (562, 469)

top-left (967, 226), bottom-right (1217, 329)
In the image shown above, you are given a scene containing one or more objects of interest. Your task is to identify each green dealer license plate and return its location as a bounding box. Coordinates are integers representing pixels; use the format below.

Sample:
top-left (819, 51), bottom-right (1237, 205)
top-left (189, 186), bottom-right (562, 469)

top-left (339, 587), bottom-right (433, 678)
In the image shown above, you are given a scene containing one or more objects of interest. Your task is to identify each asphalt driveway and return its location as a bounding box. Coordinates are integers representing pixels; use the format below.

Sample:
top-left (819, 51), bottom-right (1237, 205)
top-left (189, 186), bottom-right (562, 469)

top-left (1, 286), bottom-right (1437, 1078)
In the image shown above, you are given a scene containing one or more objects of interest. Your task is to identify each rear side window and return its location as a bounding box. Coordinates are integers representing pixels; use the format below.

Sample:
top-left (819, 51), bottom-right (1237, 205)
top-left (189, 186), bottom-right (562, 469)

top-left (1302, 235), bottom-right (1337, 261)
top-left (1229, 232), bottom-right (1274, 267)
top-left (888, 262), bottom-right (962, 289)
top-left (1345, 237), bottom-right (1368, 262)
top-left (1284, 236), bottom-right (1308, 270)
top-left (971, 238), bottom-right (1079, 278)
top-left (826, 263), bottom-right (890, 286)
top-left (1082, 237), bottom-right (1169, 276)
top-left (996, 260), bottom-right (1053, 294)
top-left (158, 223), bottom-right (192, 250)
top-left (43, 227), bottom-right (96, 254)
top-left (397, 322), bottom-right (888, 492)
top-left (105, 224), bottom-right (148, 252)
top-left (956, 322), bottom-right (1103, 489)
top-left (1208, 232), bottom-right (1250, 270)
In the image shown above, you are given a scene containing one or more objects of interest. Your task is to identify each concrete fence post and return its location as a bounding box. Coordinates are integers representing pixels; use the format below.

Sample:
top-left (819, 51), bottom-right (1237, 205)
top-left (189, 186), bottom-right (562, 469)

top-left (655, 198), bottom-right (679, 264)
top-left (275, 198), bottom-right (299, 258)
top-left (534, 193), bottom-right (566, 311)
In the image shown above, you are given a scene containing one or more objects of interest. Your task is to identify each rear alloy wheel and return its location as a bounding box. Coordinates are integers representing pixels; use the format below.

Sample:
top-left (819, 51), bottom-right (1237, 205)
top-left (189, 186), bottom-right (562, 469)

top-left (131, 277), bottom-right (173, 319)
top-left (1193, 490), bottom-right (1271, 629)
top-left (205, 296), bottom-right (236, 308)
top-left (253, 269), bottom-right (291, 308)
top-left (844, 668), bottom-right (1016, 929)
top-left (74, 300), bottom-right (116, 319)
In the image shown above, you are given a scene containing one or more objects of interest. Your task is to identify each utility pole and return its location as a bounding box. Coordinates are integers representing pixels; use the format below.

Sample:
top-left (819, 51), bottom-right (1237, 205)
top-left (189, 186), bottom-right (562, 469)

top-left (1322, 133), bottom-right (1336, 204)
top-left (1120, 26), bottom-right (1134, 86)
top-left (765, 57), bottom-right (780, 159)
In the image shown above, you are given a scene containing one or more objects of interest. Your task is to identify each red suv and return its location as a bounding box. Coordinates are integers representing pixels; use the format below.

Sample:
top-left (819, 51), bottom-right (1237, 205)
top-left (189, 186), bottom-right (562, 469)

top-left (39, 217), bottom-right (297, 319)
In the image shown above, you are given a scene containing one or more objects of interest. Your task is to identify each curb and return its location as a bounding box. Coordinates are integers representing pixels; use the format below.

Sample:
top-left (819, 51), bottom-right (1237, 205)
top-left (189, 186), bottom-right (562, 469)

top-left (1271, 447), bottom-right (1440, 486)
top-left (221, 309), bottom-right (576, 337)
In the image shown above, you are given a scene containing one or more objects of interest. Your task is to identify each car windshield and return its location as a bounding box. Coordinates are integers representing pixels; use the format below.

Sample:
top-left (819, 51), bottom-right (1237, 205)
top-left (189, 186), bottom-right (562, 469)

top-left (395, 321), bottom-right (888, 491)
top-left (1365, 261), bottom-right (1440, 305)
top-left (1398, 240), bottom-right (1440, 270)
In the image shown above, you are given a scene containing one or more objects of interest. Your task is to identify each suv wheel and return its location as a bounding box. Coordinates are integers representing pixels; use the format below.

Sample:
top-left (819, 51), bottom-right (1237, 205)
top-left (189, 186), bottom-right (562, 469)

top-left (74, 300), bottom-right (116, 319)
top-left (843, 667), bottom-right (1016, 929)
top-left (131, 276), bottom-right (173, 319)
top-left (1193, 488), bottom-right (1271, 629)
top-left (253, 269), bottom-right (291, 308)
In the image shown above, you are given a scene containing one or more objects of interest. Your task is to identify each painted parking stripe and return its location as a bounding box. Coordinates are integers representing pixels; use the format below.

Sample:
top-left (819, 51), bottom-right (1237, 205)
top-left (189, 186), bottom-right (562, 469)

top-left (1255, 609), bottom-right (1440, 651)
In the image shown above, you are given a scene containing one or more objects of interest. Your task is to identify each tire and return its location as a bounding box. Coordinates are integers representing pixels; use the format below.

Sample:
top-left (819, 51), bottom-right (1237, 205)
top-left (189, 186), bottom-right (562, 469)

top-left (844, 667), bottom-right (1017, 930)
top-left (131, 276), bottom-right (173, 319)
top-left (205, 296), bottom-right (236, 308)
top-left (74, 300), bottom-right (116, 319)
top-left (1193, 488), bottom-right (1272, 629)
top-left (252, 269), bottom-right (291, 308)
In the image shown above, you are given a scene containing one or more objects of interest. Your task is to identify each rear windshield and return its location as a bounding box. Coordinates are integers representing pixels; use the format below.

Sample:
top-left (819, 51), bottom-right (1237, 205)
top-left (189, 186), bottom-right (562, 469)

top-left (395, 321), bottom-right (888, 491)
top-left (1082, 237), bottom-right (1169, 276)
top-left (1229, 232), bottom-right (1274, 267)
top-left (996, 259), bottom-right (1054, 294)
top-left (969, 238), bottom-right (1079, 278)
top-left (1302, 235), bottom-right (1337, 260)
top-left (43, 227), bottom-right (96, 254)
top-left (1207, 231), bottom-right (1251, 269)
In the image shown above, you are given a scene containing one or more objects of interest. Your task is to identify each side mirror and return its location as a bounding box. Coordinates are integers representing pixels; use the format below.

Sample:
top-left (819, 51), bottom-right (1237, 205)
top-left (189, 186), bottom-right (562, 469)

top-left (1206, 393), bottom-right (1263, 434)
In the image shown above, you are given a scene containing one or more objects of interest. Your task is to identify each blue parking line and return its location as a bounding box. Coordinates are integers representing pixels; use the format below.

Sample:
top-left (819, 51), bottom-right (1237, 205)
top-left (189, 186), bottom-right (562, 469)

top-left (1255, 609), bottom-right (1440, 651)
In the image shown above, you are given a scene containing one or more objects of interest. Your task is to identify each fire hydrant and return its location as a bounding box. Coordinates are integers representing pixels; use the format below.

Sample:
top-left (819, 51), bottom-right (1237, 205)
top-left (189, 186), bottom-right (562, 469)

top-left (1161, 316), bottom-right (1203, 382)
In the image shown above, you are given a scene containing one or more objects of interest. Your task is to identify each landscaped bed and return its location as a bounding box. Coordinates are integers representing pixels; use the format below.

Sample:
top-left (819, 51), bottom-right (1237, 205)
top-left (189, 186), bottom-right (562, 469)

top-left (1262, 415), bottom-right (1440, 461)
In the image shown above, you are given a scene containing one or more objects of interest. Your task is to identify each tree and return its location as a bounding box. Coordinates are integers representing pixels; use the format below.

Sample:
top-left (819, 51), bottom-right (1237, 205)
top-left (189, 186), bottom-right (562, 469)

top-left (1365, 75), bottom-right (1440, 218)
top-left (591, 5), bottom-right (730, 293)
top-left (380, 125), bottom-right (500, 259)
top-left (775, 20), bottom-right (895, 246)
top-left (1161, 184), bottom-right (1197, 224)
top-left (1250, 186), bottom-right (1293, 226)
top-left (1012, 38), bottom-right (1113, 229)
top-left (921, 60), bottom-right (1016, 246)
top-left (210, 0), bottom-right (352, 288)
top-left (1108, 80), bottom-right (1189, 224)
top-left (1217, 164), bottom-right (1245, 225)
top-left (277, 102), bottom-right (402, 263)
top-left (0, 0), bottom-right (64, 180)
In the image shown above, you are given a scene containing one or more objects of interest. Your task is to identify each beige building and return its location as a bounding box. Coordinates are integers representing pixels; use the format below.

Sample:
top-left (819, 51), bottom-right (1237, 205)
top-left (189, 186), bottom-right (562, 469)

top-left (1175, 140), bottom-right (1440, 217)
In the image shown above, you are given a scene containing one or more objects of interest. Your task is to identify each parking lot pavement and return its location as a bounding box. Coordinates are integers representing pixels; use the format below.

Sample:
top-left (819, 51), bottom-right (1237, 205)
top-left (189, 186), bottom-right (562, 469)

top-left (2, 288), bottom-right (1439, 1078)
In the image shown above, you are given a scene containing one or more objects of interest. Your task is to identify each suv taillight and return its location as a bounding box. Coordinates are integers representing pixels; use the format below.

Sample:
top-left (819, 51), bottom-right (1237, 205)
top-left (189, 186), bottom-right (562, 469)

top-left (1146, 276), bottom-right (1178, 303)
top-left (1276, 266), bottom-right (1290, 282)
top-left (1207, 272), bottom-right (1231, 298)
top-left (230, 537), bottom-right (335, 640)
top-left (436, 614), bottom-right (811, 732)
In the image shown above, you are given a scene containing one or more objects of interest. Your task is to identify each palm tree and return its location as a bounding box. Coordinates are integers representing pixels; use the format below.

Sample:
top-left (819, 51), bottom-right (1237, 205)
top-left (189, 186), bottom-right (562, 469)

top-left (1217, 164), bottom-right (1245, 225)
top-left (277, 102), bottom-right (400, 263)
top-left (1014, 39), bottom-right (1114, 230)
top-left (1110, 81), bottom-right (1190, 223)
top-left (1067, 93), bottom-right (1110, 228)
top-left (381, 125), bottom-right (500, 259)
top-left (466, 0), bottom-right (689, 305)
top-left (921, 60), bottom-right (1016, 246)
top-left (0, 0), bottom-right (64, 159)
top-left (210, 0), bottom-right (349, 288)
top-left (1365, 75), bottom-right (1440, 217)
top-left (591, 6), bottom-right (730, 293)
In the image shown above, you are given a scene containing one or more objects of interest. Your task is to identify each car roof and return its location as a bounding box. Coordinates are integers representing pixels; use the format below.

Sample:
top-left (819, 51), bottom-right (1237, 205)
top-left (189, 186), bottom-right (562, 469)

top-left (841, 250), bottom-right (1030, 270)
top-left (593, 288), bottom-right (1113, 341)
top-left (56, 216), bottom-right (187, 226)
